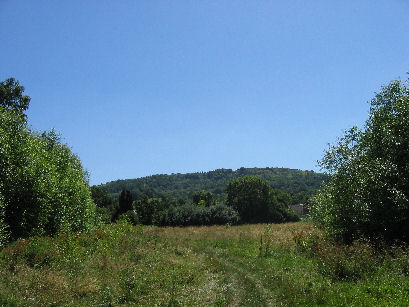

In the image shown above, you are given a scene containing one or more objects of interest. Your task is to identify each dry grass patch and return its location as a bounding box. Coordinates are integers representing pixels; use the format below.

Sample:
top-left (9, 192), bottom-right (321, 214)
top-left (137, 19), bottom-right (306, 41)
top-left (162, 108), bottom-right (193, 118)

top-left (150, 222), bottom-right (319, 249)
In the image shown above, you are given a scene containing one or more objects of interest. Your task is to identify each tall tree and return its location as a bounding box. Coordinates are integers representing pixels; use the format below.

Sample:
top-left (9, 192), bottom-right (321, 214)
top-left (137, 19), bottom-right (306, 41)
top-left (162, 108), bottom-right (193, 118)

top-left (226, 176), bottom-right (272, 223)
top-left (225, 176), bottom-right (298, 223)
top-left (0, 77), bottom-right (31, 114)
top-left (0, 91), bottom-right (96, 244)
top-left (118, 189), bottom-right (133, 215)
top-left (311, 78), bottom-right (409, 244)
top-left (91, 186), bottom-right (114, 208)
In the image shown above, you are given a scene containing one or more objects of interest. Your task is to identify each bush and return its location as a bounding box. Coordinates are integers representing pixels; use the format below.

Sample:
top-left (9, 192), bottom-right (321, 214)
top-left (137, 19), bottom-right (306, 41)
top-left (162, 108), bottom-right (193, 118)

top-left (294, 231), bottom-right (378, 281)
top-left (0, 108), bottom-right (96, 246)
top-left (156, 204), bottom-right (240, 226)
top-left (0, 195), bottom-right (8, 249)
top-left (96, 206), bottom-right (113, 224)
top-left (207, 204), bottom-right (240, 225)
top-left (117, 210), bottom-right (139, 226)
top-left (281, 207), bottom-right (301, 223)
top-left (311, 78), bottom-right (409, 244)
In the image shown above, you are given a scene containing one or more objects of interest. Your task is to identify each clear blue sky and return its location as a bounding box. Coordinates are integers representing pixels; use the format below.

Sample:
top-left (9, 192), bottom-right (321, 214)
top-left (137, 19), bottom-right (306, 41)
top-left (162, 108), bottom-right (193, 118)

top-left (1, 1), bottom-right (408, 185)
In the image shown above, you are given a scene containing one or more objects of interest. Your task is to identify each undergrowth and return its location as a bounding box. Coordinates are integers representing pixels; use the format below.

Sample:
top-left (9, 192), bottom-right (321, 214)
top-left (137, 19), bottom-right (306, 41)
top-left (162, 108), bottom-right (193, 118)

top-left (0, 222), bottom-right (408, 306)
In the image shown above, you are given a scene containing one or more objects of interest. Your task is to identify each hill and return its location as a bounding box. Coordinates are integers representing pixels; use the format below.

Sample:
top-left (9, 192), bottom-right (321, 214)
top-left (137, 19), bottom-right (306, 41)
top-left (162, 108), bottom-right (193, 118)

top-left (99, 167), bottom-right (328, 203)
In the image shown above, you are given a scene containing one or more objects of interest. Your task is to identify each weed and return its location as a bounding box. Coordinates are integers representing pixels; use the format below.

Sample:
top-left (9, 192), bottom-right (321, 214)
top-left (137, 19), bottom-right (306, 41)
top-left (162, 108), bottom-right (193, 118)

top-left (0, 222), bottom-right (408, 306)
top-left (213, 298), bottom-right (226, 306)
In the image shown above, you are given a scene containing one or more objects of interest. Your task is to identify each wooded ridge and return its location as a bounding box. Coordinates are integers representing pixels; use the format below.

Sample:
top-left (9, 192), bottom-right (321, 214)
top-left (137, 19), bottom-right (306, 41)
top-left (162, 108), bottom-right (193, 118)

top-left (99, 167), bottom-right (328, 203)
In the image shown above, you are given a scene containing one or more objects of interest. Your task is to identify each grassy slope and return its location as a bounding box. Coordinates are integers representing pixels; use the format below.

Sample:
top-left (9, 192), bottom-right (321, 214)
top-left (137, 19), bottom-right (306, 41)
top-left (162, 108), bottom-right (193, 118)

top-left (1, 223), bottom-right (408, 306)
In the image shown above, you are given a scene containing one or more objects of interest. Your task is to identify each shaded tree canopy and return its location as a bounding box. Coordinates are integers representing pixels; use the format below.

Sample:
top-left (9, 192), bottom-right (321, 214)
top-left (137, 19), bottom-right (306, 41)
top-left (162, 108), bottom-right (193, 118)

top-left (0, 77), bottom-right (30, 114)
top-left (91, 186), bottom-right (114, 208)
top-left (99, 167), bottom-right (327, 205)
top-left (225, 176), bottom-right (299, 223)
top-left (226, 176), bottom-right (271, 223)
top-left (116, 189), bottom-right (133, 217)
top-left (192, 190), bottom-right (215, 207)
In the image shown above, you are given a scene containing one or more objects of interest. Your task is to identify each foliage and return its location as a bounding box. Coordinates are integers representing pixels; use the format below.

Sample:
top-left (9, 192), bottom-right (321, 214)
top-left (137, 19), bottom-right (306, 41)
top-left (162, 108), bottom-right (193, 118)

top-left (226, 176), bottom-right (270, 223)
top-left (0, 77), bottom-right (30, 114)
top-left (117, 210), bottom-right (139, 225)
top-left (134, 196), bottom-right (170, 225)
top-left (311, 78), bottom-right (409, 244)
top-left (1, 223), bottom-right (408, 306)
top-left (91, 186), bottom-right (115, 208)
top-left (226, 176), bottom-right (300, 223)
top-left (95, 206), bottom-right (113, 224)
top-left (0, 79), bottom-right (96, 246)
top-left (90, 186), bottom-right (118, 223)
top-left (192, 190), bottom-right (215, 206)
top-left (112, 189), bottom-right (133, 221)
top-left (0, 194), bottom-right (8, 248)
top-left (118, 189), bottom-right (133, 213)
top-left (155, 203), bottom-right (240, 226)
top-left (99, 167), bottom-right (327, 204)
top-left (115, 193), bottom-right (240, 227)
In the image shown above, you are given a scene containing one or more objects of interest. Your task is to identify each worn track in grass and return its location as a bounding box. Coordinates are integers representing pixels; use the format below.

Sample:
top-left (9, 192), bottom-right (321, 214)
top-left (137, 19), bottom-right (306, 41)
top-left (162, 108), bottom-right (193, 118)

top-left (200, 247), bottom-right (276, 306)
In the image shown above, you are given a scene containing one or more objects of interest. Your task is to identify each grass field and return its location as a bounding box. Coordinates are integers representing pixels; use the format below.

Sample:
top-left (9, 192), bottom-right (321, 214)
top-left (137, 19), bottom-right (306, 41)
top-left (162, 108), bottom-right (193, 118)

top-left (1, 222), bottom-right (408, 306)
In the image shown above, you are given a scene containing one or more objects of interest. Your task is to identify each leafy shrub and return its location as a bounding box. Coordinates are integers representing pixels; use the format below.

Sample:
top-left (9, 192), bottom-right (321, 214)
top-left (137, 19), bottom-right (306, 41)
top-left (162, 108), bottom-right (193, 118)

top-left (283, 207), bottom-right (301, 222)
top-left (156, 204), bottom-right (239, 226)
top-left (0, 101), bottom-right (96, 246)
top-left (117, 210), bottom-right (139, 226)
top-left (0, 194), bottom-right (9, 248)
top-left (206, 203), bottom-right (240, 225)
top-left (311, 78), bottom-right (409, 244)
top-left (95, 206), bottom-right (113, 224)
top-left (294, 231), bottom-right (378, 281)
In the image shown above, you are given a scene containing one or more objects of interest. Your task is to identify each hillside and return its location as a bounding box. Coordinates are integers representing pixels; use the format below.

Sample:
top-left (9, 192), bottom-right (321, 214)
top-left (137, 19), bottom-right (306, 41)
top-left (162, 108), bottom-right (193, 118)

top-left (99, 167), bottom-right (328, 202)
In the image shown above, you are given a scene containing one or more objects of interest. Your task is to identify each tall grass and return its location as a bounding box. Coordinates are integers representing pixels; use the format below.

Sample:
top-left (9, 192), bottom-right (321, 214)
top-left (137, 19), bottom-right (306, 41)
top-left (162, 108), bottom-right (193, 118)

top-left (0, 222), bottom-right (408, 306)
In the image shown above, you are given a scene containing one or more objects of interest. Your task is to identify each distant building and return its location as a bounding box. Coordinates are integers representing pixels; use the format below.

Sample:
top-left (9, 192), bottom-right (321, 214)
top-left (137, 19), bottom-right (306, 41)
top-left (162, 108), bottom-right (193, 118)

top-left (289, 204), bottom-right (308, 216)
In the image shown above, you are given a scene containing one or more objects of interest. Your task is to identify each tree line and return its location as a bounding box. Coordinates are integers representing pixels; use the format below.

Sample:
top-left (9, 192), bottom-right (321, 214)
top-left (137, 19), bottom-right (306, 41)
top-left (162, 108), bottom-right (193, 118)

top-left (0, 77), bottom-right (300, 248)
top-left (91, 175), bottom-right (300, 227)
top-left (1, 75), bottom-right (409, 248)
top-left (99, 167), bottom-right (328, 212)
top-left (100, 167), bottom-right (327, 206)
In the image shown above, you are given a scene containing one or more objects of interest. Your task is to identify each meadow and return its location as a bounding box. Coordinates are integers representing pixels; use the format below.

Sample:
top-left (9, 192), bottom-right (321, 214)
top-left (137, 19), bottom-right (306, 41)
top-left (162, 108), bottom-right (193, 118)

top-left (1, 222), bottom-right (408, 306)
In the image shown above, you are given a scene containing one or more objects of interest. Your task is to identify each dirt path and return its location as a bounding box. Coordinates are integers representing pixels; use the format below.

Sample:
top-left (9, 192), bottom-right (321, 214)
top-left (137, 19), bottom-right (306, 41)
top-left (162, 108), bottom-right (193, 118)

top-left (197, 247), bottom-right (276, 307)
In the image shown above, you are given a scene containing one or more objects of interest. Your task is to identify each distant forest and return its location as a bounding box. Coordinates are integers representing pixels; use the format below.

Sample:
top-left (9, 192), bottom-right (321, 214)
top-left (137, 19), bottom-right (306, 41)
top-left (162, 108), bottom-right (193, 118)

top-left (99, 167), bottom-right (328, 205)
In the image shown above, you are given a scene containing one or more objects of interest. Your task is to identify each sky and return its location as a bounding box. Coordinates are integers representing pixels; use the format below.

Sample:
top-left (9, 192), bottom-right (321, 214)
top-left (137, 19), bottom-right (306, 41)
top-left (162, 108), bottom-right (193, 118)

top-left (1, 1), bottom-right (408, 185)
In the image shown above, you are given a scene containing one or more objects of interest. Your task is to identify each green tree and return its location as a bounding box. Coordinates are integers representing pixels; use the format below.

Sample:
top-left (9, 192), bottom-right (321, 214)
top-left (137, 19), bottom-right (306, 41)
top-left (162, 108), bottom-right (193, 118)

top-left (116, 189), bottom-right (133, 218)
top-left (226, 176), bottom-right (271, 223)
top-left (134, 196), bottom-right (165, 225)
top-left (91, 186), bottom-right (117, 224)
top-left (0, 193), bottom-right (9, 248)
top-left (91, 186), bottom-right (114, 208)
top-left (311, 78), bottom-right (409, 244)
top-left (0, 78), bottom-right (96, 246)
top-left (225, 176), bottom-right (298, 223)
top-left (192, 190), bottom-right (215, 206)
top-left (0, 77), bottom-right (30, 114)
